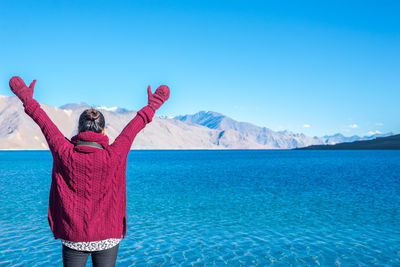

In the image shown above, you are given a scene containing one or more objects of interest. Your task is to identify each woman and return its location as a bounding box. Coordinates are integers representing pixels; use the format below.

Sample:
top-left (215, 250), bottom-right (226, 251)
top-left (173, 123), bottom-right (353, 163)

top-left (9, 76), bottom-right (170, 266)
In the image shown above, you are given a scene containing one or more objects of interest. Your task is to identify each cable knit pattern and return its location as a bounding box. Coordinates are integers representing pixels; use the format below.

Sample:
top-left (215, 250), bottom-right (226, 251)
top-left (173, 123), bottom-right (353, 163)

top-left (23, 99), bottom-right (155, 242)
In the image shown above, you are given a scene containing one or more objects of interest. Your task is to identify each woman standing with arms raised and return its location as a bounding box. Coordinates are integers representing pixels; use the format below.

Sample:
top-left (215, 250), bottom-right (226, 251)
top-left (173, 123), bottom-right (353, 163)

top-left (9, 76), bottom-right (170, 266)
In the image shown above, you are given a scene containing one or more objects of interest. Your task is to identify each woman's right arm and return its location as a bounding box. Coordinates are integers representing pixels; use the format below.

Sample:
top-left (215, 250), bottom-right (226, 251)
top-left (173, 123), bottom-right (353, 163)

top-left (109, 105), bottom-right (154, 156)
top-left (109, 84), bottom-right (170, 156)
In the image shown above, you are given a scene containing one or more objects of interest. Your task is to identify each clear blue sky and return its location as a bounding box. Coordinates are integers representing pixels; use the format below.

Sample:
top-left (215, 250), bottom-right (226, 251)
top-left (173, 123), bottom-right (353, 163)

top-left (1, 0), bottom-right (399, 137)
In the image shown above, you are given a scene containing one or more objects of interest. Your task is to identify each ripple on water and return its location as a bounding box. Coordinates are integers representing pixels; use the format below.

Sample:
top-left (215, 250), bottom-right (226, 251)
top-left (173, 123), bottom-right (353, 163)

top-left (0, 150), bottom-right (399, 266)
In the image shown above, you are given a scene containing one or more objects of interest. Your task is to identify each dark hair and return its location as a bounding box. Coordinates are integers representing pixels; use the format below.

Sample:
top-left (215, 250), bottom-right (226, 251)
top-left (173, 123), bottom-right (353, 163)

top-left (78, 108), bottom-right (105, 133)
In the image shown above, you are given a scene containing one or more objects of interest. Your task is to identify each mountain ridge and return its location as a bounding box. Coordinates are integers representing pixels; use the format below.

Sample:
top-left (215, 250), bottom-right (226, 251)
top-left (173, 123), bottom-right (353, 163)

top-left (173, 110), bottom-right (392, 146)
top-left (297, 134), bottom-right (400, 150)
top-left (0, 95), bottom-right (393, 150)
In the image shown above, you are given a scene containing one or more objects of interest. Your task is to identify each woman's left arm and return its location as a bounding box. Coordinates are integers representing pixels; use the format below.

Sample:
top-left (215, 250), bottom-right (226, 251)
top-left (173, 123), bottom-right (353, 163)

top-left (9, 76), bottom-right (71, 154)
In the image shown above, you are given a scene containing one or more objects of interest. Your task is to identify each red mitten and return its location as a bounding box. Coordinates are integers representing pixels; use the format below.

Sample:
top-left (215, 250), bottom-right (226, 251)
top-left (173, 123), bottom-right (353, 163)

top-left (147, 85), bottom-right (170, 111)
top-left (9, 76), bottom-right (36, 104)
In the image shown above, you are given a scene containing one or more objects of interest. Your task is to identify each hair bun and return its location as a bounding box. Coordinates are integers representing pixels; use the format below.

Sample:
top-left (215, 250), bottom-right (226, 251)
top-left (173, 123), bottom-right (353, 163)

top-left (87, 108), bottom-right (100, 120)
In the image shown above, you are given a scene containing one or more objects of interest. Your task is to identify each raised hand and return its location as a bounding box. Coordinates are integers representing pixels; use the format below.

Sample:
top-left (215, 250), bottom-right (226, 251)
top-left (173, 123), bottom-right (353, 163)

top-left (9, 76), bottom-right (36, 104)
top-left (147, 85), bottom-right (170, 111)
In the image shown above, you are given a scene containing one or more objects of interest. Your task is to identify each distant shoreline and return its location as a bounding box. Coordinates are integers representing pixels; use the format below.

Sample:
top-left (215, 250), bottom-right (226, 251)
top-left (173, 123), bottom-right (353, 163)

top-left (0, 148), bottom-right (287, 151)
top-left (2, 134), bottom-right (400, 151)
top-left (297, 134), bottom-right (400, 150)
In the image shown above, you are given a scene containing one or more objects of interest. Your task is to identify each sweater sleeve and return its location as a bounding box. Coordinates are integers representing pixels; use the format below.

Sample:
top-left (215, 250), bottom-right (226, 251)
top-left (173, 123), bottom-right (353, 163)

top-left (23, 99), bottom-right (71, 154)
top-left (109, 105), bottom-right (155, 156)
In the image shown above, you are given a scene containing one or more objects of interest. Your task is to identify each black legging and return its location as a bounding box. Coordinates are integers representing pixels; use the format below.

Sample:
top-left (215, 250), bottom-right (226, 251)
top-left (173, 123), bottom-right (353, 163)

top-left (62, 243), bottom-right (119, 267)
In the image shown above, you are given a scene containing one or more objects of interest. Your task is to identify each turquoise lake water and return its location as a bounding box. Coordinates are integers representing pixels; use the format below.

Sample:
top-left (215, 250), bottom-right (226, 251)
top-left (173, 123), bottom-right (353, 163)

top-left (0, 150), bottom-right (399, 266)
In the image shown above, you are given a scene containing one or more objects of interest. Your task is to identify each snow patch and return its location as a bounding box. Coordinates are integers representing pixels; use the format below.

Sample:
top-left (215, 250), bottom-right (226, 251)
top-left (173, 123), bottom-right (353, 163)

top-left (97, 106), bottom-right (119, 112)
top-left (64, 109), bottom-right (73, 116)
top-left (366, 130), bottom-right (382, 136)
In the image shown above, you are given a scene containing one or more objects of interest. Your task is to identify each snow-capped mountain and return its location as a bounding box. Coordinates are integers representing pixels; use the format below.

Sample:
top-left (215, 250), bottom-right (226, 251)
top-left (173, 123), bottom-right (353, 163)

top-left (321, 132), bottom-right (393, 144)
top-left (0, 95), bottom-right (392, 150)
top-left (174, 111), bottom-right (323, 148)
top-left (0, 96), bottom-right (222, 150)
top-left (174, 111), bottom-right (391, 148)
top-left (60, 103), bottom-right (131, 114)
top-left (59, 102), bottom-right (93, 111)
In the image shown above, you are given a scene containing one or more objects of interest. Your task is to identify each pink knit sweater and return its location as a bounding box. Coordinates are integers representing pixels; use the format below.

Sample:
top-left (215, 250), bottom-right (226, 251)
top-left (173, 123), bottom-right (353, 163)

top-left (23, 98), bottom-right (155, 242)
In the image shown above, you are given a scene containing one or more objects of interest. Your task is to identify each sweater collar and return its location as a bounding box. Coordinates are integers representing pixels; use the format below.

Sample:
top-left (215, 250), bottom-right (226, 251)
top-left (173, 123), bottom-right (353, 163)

top-left (70, 131), bottom-right (109, 153)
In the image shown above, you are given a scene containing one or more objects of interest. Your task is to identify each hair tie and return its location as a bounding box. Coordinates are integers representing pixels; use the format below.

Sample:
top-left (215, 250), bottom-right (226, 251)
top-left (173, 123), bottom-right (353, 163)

top-left (87, 108), bottom-right (100, 120)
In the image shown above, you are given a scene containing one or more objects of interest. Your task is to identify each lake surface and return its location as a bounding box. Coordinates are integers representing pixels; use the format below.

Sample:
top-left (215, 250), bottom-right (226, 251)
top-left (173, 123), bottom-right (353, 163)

top-left (0, 150), bottom-right (399, 266)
